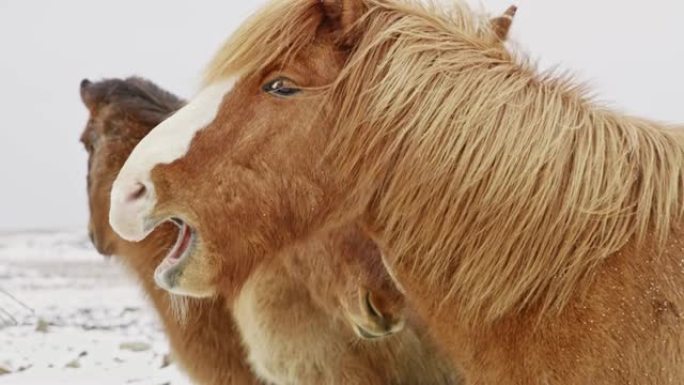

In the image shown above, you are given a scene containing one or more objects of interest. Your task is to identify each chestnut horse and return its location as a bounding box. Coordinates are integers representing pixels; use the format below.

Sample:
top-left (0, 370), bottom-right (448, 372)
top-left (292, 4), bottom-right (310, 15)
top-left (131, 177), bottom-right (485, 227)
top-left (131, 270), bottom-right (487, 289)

top-left (109, 1), bottom-right (684, 384)
top-left (80, 77), bottom-right (260, 385)
top-left (81, 77), bottom-right (458, 385)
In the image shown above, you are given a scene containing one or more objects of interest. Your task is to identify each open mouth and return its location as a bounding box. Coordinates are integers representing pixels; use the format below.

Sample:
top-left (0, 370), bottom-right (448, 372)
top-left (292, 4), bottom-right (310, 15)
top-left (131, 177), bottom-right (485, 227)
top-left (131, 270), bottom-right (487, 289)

top-left (153, 218), bottom-right (197, 293)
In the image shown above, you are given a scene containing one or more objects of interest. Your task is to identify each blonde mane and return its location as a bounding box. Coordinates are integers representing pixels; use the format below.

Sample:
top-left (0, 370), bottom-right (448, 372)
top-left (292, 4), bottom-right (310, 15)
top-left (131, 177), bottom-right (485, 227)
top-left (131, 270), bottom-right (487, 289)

top-left (204, 0), bottom-right (684, 321)
top-left (203, 0), bottom-right (323, 85)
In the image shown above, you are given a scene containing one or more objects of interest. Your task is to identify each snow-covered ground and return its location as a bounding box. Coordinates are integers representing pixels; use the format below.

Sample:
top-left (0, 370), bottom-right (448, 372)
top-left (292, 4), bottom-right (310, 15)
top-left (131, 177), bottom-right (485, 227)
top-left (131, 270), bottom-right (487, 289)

top-left (0, 231), bottom-right (191, 384)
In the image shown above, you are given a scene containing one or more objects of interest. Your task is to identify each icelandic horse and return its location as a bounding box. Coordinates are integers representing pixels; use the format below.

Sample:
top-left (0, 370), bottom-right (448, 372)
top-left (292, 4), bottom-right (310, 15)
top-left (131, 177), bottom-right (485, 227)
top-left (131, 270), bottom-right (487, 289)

top-left (109, 0), bottom-right (684, 384)
top-left (80, 77), bottom-right (458, 384)
top-left (80, 77), bottom-right (260, 385)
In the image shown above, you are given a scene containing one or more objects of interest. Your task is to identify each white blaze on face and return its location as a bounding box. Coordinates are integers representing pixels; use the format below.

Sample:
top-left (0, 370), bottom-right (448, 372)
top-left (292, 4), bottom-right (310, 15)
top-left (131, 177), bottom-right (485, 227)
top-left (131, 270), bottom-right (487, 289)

top-left (109, 79), bottom-right (236, 242)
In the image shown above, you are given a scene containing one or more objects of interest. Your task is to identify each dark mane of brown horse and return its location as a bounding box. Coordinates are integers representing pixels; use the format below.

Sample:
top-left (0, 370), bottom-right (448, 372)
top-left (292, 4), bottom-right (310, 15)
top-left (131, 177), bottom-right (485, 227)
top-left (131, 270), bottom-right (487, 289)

top-left (81, 77), bottom-right (183, 128)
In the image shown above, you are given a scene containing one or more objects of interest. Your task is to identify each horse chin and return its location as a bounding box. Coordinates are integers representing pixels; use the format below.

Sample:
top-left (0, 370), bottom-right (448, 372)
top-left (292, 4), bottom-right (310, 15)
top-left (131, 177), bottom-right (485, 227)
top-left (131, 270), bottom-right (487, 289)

top-left (152, 218), bottom-right (206, 297)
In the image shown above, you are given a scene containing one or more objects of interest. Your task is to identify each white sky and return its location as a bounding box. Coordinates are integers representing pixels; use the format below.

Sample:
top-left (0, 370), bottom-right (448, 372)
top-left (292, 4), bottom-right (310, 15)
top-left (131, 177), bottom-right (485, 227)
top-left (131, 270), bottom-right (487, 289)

top-left (0, 0), bottom-right (682, 232)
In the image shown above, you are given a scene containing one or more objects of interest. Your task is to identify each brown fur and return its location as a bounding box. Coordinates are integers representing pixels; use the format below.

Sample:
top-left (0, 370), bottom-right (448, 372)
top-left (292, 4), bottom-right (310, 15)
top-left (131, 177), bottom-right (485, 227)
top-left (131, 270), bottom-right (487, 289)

top-left (114, 0), bottom-right (684, 383)
top-left (81, 77), bottom-right (458, 385)
top-left (232, 227), bottom-right (458, 385)
top-left (79, 77), bottom-right (260, 385)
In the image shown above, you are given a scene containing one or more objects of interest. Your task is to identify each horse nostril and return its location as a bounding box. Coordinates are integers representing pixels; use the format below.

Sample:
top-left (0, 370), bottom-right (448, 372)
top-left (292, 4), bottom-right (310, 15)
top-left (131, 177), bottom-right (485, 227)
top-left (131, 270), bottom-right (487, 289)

top-left (365, 292), bottom-right (384, 320)
top-left (126, 183), bottom-right (148, 203)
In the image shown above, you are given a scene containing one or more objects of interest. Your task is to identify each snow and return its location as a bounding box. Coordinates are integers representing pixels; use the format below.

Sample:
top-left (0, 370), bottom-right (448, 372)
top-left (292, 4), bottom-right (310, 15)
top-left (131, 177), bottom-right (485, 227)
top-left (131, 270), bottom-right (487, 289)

top-left (0, 231), bottom-right (192, 384)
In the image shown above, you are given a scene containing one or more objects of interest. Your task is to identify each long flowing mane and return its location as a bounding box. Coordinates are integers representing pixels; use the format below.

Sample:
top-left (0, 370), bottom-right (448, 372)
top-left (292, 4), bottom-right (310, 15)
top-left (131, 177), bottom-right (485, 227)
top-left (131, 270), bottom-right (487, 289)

top-left (204, 0), bottom-right (684, 321)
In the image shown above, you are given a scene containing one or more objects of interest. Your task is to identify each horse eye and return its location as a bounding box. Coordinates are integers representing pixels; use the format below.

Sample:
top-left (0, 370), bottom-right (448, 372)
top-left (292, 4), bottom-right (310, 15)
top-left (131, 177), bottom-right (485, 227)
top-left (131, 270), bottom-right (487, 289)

top-left (262, 78), bottom-right (301, 97)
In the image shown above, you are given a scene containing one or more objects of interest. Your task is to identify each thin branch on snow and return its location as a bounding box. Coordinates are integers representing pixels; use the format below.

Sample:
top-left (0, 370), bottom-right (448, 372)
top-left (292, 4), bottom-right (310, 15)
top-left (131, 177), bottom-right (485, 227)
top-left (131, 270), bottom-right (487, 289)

top-left (0, 287), bottom-right (34, 313)
top-left (0, 287), bottom-right (34, 327)
top-left (0, 306), bottom-right (18, 327)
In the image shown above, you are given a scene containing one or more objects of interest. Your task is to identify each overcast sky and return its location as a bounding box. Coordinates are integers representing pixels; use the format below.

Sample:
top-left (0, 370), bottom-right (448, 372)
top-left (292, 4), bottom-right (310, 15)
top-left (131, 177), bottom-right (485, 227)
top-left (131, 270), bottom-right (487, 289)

top-left (0, 0), bottom-right (683, 232)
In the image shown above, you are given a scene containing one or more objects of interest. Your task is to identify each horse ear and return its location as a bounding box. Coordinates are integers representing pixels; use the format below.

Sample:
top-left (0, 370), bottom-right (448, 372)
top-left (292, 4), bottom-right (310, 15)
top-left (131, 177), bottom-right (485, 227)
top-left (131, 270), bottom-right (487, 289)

top-left (80, 79), bottom-right (98, 110)
top-left (490, 5), bottom-right (517, 41)
top-left (320, 0), bottom-right (366, 36)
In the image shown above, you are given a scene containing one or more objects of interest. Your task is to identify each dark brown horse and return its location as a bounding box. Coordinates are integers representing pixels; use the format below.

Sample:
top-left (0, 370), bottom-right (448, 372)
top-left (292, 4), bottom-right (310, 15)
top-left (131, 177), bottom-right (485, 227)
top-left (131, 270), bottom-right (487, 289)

top-left (80, 77), bottom-right (260, 385)
top-left (81, 77), bottom-right (457, 385)
top-left (108, 1), bottom-right (684, 384)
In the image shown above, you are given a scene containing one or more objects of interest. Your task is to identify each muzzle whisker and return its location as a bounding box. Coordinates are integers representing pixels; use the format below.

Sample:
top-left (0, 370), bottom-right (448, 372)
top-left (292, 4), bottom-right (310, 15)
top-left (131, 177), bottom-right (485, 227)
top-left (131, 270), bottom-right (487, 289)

top-left (168, 294), bottom-right (190, 326)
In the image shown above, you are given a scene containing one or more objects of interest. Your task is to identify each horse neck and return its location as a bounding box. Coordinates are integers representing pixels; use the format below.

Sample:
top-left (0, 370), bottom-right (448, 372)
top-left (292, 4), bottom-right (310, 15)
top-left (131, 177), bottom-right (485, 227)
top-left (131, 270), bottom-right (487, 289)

top-left (337, 52), bottom-right (684, 322)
